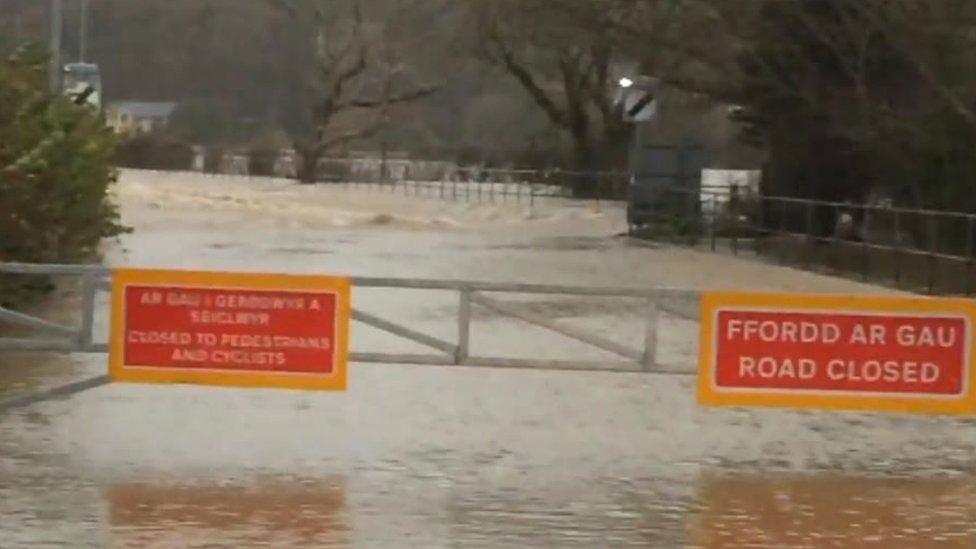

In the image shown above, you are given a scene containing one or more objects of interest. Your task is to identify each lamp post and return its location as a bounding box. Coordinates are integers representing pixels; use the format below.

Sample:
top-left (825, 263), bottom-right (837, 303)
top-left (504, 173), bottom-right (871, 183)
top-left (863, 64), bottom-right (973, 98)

top-left (617, 75), bottom-right (658, 234)
top-left (49, 0), bottom-right (63, 92)
top-left (617, 75), bottom-right (657, 170)
top-left (79, 0), bottom-right (89, 62)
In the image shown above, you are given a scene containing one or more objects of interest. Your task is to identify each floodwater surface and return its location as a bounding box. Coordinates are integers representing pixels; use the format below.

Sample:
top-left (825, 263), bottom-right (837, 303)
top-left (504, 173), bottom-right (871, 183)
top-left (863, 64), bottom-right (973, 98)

top-left (1, 171), bottom-right (973, 548)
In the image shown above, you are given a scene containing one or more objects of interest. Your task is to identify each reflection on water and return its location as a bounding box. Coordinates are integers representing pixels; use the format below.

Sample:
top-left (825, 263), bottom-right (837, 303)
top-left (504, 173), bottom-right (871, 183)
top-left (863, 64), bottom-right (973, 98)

top-left (107, 478), bottom-right (347, 548)
top-left (690, 473), bottom-right (976, 548)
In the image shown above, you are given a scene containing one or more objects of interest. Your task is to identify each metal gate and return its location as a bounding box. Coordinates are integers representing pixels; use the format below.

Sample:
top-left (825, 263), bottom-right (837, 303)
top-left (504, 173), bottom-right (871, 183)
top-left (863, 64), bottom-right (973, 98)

top-left (0, 263), bottom-right (699, 410)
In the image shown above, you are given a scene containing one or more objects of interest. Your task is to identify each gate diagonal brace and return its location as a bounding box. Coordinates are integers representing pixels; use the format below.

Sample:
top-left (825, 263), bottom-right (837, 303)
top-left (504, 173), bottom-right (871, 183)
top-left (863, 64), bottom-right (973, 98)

top-left (0, 306), bottom-right (78, 338)
top-left (352, 308), bottom-right (458, 357)
top-left (468, 292), bottom-right (644, 363)
top-left (0, 374), bottom-right (111, 414)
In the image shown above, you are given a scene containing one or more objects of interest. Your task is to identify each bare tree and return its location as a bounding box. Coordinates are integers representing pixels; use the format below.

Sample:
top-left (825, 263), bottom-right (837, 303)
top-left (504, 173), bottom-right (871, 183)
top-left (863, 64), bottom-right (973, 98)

top-left (472, 0), bottom-right (634, 194)
top-left (270, 0), bottom-right (440, 182)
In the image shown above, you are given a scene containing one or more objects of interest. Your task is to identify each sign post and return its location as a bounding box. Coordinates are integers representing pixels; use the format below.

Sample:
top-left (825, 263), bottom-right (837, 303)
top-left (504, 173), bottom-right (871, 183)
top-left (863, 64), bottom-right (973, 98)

top-left (698, 292), bottom-right (976, 415)
top-left (110, 269), bottom-right (350, 391)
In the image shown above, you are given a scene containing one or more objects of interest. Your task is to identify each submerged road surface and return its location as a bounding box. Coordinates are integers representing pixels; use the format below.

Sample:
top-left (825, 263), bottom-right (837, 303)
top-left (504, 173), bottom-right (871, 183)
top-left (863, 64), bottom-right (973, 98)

top-left (1, 170), bottom-right (974, 547)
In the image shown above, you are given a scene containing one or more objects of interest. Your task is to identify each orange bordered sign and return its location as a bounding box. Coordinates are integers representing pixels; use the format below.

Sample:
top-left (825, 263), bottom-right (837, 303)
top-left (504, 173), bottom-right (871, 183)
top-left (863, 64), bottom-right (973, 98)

top-left (110, 269), bottom-right (350, 390)
top-left (698, 292), bottom-right (976, 415)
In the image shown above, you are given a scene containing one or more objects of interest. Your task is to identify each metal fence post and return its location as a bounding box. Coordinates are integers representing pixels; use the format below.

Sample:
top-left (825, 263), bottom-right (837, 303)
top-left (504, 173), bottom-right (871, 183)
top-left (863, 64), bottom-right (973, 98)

top-left (78, 272), bottom-right (97, 351)
top-left (832, 204), bottom-right (842, 274)
top-left (893, 210), bottom-right (902, 287)
top-left (805, 200), bottom-right (815, 270)
top-left (927, 216), bottom-right (937, 293)
top-left (778, 200), bottom-right (788, 265)
top-left (643, 298), bottom-right (659, 371)
top-left (730, 190), bottom-right (739, 256)
top-left (708, 195), bottom-right (717, 251)
top-left (456, 289), bottom-right (471, 364)
top-left (861, 206), bottom-right (870, 282)
top-left (966, 216), bottom-right (975, 295)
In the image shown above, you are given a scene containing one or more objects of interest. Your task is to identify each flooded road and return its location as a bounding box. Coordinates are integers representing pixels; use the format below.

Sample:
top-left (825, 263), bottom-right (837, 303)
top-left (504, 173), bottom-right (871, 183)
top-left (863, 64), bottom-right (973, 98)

top-left (2, 170), bottom-right (974, 547)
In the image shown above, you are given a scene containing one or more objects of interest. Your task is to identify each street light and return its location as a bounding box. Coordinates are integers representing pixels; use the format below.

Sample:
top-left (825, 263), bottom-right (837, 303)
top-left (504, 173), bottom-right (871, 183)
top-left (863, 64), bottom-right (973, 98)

top-left (618, 77), bottom-right (634, 89)
top-left (50, 0), bottom-right (63, 93)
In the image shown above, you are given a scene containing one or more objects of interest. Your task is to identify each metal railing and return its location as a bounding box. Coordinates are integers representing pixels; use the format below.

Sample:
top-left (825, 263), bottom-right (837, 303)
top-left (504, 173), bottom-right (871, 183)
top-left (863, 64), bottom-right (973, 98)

top-left (629, 184), bottom-right (976, 295)
top-left (145, 164), bottom-right (631, 207)
top-left (0, 263), bottom-right (697, 375)
top-left (327, 167), bottom-right (630, 208)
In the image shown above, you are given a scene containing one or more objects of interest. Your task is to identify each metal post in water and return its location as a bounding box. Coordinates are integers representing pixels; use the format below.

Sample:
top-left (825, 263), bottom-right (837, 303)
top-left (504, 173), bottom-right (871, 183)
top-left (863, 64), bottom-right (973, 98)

top-left (456, 290), bottom-right (471, 364)
top-left (642, 298), bottom-right (659, 371)
top-left (78, 272), bottom-right (97, 350)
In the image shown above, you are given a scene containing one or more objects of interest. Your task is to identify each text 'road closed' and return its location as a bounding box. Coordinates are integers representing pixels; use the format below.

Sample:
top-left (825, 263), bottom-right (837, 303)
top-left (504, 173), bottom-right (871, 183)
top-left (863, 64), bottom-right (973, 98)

top-left (698, 292), bottom-right (976, 415)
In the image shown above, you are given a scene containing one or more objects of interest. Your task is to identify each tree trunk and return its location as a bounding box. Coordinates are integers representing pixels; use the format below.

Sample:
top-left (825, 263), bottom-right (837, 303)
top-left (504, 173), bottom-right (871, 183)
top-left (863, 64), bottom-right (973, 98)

top-left (297, 144), bottom-right (321, 184)
top-left (571, 135), bottom-right (599, 198)
top-left (570, 130), bottom-right (629, 198)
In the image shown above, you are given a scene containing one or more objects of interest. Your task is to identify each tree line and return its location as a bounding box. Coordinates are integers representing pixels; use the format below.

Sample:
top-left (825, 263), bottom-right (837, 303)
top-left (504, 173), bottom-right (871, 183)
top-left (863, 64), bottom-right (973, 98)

top-left (3, 0), bottom-right (976, 210)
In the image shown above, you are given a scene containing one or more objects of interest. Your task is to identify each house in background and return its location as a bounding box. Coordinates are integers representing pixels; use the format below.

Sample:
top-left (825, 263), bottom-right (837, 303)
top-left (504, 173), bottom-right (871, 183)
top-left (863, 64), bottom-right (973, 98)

top-left (106, 101), bottom-right (177, 136)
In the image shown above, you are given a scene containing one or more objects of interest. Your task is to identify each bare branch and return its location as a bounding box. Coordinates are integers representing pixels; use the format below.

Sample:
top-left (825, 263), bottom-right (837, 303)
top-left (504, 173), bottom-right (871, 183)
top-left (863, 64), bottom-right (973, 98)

top-left (851, 0), bottom-right (976, 124)
top-left (321, 115), bottom-right (386, 149)
top-left (486, 32), bottom-right (569, 129)
top-left (340, 84), bottom-right (441, 109)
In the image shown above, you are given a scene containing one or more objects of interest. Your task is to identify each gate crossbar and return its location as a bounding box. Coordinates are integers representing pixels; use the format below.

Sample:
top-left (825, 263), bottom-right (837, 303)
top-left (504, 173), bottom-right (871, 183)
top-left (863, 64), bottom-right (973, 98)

top-left (0, 263), bottom-right (699, 375)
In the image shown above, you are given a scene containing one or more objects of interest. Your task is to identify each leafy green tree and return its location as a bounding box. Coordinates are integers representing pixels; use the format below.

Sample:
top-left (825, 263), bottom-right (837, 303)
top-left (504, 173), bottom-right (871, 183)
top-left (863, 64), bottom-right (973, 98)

top-left (0, 44), bottom-right (126, 303)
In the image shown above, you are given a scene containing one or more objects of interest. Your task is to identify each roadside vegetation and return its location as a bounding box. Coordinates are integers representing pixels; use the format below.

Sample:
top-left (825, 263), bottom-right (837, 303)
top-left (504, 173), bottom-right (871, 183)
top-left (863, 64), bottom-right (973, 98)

top-left (0, 44), bottom-right (125, 304)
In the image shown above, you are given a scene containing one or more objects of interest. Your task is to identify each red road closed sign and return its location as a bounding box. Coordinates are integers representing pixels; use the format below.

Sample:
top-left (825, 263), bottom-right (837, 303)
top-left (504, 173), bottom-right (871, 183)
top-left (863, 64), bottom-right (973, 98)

top-left (110, 269), bottom-right (350, 390)
top-left (699, 292), bottom-right (976, 415)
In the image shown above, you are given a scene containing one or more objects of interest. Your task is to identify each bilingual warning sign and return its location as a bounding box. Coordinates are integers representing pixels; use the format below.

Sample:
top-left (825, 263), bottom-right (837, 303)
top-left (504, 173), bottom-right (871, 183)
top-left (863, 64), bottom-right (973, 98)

top-left (110, 269), bottom-right (350, 390)
top-left (698, 292), bottom-right (976, 415)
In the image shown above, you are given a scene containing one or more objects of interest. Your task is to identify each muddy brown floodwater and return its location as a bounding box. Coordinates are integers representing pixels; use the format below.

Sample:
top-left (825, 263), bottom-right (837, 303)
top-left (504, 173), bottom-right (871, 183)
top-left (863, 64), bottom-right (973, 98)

top-left (1, 170), bottom-right (974, 547)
